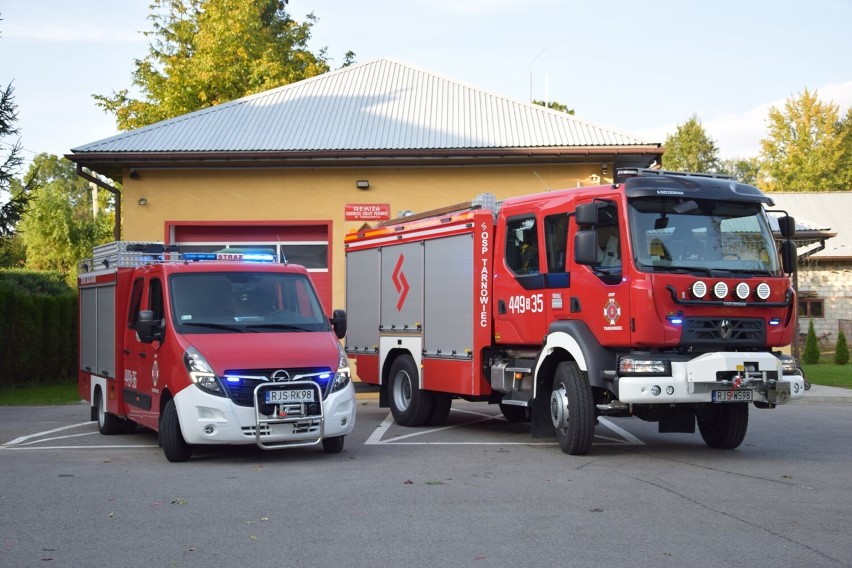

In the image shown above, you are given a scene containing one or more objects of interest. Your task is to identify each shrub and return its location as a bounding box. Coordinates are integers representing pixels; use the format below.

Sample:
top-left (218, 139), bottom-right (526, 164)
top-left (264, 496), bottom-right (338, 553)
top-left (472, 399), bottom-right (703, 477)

top-left (802, 320), bottom-right (821, 365)
top-left (834, 330), bottom-right (849, 365)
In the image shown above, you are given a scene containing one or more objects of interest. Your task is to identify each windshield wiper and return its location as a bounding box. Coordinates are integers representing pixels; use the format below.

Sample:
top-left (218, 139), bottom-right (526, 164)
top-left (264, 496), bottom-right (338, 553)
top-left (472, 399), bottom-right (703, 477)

top-left (180, 322), bottom-right (256, 333)
top-left (245, 323), bottom-right (316, 332)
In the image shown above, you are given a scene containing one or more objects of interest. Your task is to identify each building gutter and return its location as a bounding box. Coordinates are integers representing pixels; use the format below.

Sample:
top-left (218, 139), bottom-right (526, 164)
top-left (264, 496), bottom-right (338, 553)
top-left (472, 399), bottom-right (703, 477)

top-left (75, 164), bottom-right (121, 241)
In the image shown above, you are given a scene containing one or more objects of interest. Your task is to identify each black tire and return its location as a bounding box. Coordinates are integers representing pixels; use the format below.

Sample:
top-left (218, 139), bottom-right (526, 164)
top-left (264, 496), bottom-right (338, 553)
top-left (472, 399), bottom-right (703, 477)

top-left (322, 435), bottom-right (345, 453)
top-left (697, 403), bottom-right (749, 449)
top-left (426, 393), bottom-right (452, 426)
top-left (550, 361), bottom-right (595, 455)
top-left (499, 403), bottom-right (528, 423)
top-left (161, 398), bottom-right (193, 462)
top-left (388, 355), bottom-right (432, 427)
top-left (96, 388), bottom-right (123, 435)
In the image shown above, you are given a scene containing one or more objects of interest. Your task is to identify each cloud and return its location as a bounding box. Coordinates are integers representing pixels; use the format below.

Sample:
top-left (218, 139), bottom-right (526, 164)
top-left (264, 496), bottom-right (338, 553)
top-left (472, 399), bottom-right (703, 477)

top-left (638, 80), bottom-right (852, 160)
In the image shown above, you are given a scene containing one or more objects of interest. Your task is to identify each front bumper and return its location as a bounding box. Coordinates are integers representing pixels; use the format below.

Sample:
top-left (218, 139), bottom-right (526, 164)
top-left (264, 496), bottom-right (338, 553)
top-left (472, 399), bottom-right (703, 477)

top-left (173, 380), bottom-right (356, 448)
top-left (616, 351), bottom-right (805, 405)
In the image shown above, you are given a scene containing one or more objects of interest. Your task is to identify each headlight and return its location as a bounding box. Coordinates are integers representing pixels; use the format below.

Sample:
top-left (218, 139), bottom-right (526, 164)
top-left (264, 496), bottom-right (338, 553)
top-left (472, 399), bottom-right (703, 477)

top-left (183, 346), bottom-right (226, 397)
top-left (331, 342), bottom-right (351, 392)
top-left (780, 356), bottom-right (800, 375)
top-left (618, 357), bottom-right (670, 376)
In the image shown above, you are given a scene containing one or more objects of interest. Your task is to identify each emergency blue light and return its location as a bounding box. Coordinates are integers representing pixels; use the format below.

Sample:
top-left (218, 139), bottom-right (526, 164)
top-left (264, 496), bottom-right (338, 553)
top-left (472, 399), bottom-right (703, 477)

top-left (241, 253), bottom-right (275, 263)
top-left (666, 312), bottom-right (684, 325)
top-left (768, 318), bottom-right (781, 326)
top-left (183, 253), bottom-right (217, 261)
top-left (225, 376), bottom-right (241, 383)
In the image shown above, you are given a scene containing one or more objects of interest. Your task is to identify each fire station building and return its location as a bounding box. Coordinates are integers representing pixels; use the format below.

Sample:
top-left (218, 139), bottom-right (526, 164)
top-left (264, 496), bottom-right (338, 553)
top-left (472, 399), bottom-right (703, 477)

top-left (66, 57), bottom-right (662, 312)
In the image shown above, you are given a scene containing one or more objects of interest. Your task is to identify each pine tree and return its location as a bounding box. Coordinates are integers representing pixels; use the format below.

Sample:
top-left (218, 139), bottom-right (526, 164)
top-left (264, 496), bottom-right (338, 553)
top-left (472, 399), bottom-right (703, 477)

top-left (802, 320), bottom-right (821, 365)
top-left (834, 330), bottom-right (849, 365)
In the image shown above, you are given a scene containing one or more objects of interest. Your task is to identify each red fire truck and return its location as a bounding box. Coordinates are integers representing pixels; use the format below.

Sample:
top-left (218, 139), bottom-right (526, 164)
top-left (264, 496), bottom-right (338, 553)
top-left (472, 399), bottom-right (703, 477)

top-left (78, 243), bottom-right (355, 462)
top-left (344, 169), bottom-right (805, 454)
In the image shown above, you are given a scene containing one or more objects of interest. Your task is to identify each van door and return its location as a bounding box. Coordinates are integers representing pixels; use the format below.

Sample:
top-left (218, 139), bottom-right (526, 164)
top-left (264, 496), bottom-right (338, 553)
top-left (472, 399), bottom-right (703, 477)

top-left (123, 275), bottom-right (164, 429)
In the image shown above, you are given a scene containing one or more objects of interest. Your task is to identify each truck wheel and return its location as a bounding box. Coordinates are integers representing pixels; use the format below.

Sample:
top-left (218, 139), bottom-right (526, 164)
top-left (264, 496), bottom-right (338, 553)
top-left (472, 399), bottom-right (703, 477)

top-left (426, 393), bottom-right (452, 426)
top-left (322, 436), bottom-right (345, 453)
top-left (388, 355), bottom-right (432, 427)
top-left (161, 399), bottom-right (194, 462)
top-left (697, 403), bottom-right (749, 449)
top-left (550, 361), bottom-right (595, 455)
top-left (96, 388), bottom-right (123, 435)
top-left (499, 403), bottom-right (528, 423)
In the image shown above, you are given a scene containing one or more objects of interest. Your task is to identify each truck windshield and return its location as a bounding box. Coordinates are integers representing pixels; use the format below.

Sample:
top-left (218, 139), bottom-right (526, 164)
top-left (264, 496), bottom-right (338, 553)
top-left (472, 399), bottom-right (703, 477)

top-left (169, 271), bottom-right (330, 334)
top-left (628, 197), bottom-right (780, 275)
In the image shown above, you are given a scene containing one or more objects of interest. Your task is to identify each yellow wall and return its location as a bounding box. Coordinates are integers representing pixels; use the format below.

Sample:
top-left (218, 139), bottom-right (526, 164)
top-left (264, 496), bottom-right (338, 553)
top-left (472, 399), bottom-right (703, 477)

top-left (121, 162), bottom-right (610, 310)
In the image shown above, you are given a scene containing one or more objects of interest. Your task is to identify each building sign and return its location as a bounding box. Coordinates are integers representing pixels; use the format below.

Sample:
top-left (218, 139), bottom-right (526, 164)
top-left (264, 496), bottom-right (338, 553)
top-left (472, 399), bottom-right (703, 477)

top-left (345, 203), bottom-right (390, 221)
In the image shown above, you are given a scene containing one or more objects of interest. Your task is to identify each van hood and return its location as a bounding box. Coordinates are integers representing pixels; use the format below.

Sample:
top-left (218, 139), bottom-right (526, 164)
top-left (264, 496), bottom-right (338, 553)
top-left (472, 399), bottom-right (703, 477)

top-left (181, 332), bottom-right (340, 374)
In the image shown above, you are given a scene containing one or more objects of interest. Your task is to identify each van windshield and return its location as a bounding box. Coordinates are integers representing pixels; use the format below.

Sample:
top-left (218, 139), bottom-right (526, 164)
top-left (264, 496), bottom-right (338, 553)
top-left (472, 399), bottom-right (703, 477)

top-left (169, 272), bottom-right (330, 334)
top-left (628, 197), bottom-right (781, 275)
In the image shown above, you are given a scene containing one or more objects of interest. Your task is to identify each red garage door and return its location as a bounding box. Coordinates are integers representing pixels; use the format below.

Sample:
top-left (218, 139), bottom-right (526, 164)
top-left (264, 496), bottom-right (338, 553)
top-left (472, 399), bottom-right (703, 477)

top-left (167, 222), bottom-right (333, 312)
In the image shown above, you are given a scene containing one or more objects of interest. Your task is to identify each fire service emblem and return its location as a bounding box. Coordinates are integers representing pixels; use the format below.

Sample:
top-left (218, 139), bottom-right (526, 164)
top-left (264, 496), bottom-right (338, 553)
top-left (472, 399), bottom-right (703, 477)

top-left (603, 298), bottom-right (622, 325)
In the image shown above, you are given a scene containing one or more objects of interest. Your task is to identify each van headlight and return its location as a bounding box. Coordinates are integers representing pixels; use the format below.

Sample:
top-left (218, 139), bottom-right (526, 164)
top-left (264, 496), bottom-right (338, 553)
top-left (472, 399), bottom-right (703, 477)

top-left (184, 346), bottom-right (226, 397)
top-left (331, 343), bottom-right (351, 392)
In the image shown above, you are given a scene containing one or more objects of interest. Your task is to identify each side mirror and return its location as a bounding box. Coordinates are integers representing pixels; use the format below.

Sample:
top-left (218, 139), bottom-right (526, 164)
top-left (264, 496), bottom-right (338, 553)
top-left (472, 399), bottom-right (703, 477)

top-left (137, 310), bottom-right (163, 343)
top-left (574, 230), bottom-right (599, 265)
top-left (781, 240), bottom-right (797, 274)
top-left (330, 309), bottom-right (347, 339)
top-left (778, 215), bottom-right (796, 238)
top-left (575, 203), bottom-right (599, 227)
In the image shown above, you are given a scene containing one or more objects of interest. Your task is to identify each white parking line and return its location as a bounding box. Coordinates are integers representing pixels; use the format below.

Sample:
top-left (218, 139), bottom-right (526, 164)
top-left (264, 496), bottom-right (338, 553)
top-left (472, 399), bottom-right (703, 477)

top-left (365, 412), bottom-right (644, 446)
top-left (2, 421), bottom-right (157, 450)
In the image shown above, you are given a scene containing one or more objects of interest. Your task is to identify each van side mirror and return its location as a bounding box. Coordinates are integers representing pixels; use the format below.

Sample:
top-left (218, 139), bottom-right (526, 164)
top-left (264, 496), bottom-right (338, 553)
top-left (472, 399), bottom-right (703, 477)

top-left (330, 309), bottom-right (347, 339)
top-left (137, 310), bottom-right (163, 343)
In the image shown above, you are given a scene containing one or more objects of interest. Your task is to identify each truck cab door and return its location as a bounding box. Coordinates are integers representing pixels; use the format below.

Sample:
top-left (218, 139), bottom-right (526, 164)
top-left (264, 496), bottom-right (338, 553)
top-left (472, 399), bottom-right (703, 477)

top-left (493, 213), bottom-right (550, 345)
top-left (570, 199), bottom-right (631, 346)
top-left (123, 275), bottom-right (164, 429)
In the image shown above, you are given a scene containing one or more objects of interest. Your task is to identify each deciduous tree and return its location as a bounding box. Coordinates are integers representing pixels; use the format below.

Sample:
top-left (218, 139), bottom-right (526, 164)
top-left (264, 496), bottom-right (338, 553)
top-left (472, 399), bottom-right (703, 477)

top-left (759, 89), bottom-right (846, 192)
top-left (95, 0), bottom-right (353, 130)
top-left (662, 115), bottom-right (720, 173)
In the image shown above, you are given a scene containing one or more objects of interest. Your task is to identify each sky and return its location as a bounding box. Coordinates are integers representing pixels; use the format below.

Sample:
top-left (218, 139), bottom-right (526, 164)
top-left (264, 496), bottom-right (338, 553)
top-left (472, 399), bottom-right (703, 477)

top-left (2, 0), bottom-right (852, 172)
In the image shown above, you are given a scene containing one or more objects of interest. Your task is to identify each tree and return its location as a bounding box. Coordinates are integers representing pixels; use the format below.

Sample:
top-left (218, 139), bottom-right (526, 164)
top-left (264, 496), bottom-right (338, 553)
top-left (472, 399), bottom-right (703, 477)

top-left (532, 99), bottom-right (574, 114)
top-left (759, 89), bottom-right (846, 192)
top-left (718, 156), bottom-right (761, 185)
top-left (1, 82), bottom-right (35, 239)
top-left (834, 330), bottom-right (849, 365)
top-left (661, 115), bottom-right (720, 172)
top-left (838, 108), bottom-right (852, 190)
top-left (802, 319), bottom-right (821, 365)
top-left (16, 154), bottom-right (113, 285)
top-left (95, 0), bottom-right (352, 130)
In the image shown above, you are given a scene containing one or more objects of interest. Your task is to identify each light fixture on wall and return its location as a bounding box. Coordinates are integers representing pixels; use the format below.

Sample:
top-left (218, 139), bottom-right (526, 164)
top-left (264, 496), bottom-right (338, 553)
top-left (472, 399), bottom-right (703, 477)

top-left (356, 180), bottom-right (370, 190)
top-left (129, 168), bottom-right (142, 180)
top-left (601, 163), bottom-right (608, 175)
top-left (137, 197), bottom-right (148, 206)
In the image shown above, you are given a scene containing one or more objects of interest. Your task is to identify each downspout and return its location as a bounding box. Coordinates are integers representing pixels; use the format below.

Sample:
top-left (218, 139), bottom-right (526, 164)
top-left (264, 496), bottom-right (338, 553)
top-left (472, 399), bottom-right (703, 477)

top-left (76, 164), bottom-right (121, 241)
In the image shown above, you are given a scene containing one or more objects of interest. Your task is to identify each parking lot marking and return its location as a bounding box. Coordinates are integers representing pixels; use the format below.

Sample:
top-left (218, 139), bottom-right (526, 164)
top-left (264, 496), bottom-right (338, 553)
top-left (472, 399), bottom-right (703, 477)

top-left (2, 421), bottom-right (157, 450)
top-left (4, 421), bottom-right (92, 446)
top-left (365, 411), bottom-right (645, 446)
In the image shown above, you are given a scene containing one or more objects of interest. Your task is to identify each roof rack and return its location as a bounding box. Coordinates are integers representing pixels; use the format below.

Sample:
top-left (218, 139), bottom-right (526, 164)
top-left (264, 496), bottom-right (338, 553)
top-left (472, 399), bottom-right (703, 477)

top-left (616, 168), bottom-right (735, 181)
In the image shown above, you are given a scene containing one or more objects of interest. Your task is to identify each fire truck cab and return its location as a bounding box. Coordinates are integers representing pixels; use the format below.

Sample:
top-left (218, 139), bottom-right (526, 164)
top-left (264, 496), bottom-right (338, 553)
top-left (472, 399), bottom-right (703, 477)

top-left (78, 243), bottom-right (355, 462)
top-left (344, 169), bottom-right (805, 455)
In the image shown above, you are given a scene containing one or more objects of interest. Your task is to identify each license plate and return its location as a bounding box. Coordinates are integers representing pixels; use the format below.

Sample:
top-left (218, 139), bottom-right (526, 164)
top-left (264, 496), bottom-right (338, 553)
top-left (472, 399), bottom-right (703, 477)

top-left (265, 389), bottom-right (315, 403)
top-left (712, 389), bottom-right (753, 403)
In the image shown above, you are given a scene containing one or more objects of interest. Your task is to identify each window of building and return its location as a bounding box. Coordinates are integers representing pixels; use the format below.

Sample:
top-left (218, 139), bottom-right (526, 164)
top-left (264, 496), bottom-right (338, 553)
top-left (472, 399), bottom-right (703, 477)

top-left (798, 299), bottom-right (824, 318)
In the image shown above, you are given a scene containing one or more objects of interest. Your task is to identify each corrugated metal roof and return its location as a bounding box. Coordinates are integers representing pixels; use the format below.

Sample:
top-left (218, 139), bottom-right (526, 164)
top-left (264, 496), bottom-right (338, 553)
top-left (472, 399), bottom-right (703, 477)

top-left (72, 57), bottom-right (656, 154)
top-left (769, 192), bottom-right (852, 259)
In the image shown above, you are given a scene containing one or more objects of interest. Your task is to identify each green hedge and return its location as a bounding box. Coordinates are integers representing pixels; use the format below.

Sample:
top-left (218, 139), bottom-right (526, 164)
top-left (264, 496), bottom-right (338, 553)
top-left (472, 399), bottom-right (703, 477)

top-left (0, 270), bottom-right (77, 388)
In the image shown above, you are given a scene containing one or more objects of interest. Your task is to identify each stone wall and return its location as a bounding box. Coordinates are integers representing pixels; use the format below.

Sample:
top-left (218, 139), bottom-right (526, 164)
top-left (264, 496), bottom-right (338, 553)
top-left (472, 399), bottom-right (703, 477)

top-left (796, 261), bottom-right (852, 347)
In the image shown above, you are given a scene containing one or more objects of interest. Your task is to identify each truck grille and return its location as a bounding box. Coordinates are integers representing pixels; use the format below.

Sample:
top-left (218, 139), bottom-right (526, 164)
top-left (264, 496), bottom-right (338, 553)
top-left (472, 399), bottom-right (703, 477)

top-left (681, 318), bottom-right (765, 346)
top-left (222, 367), bottom-right (333, 406)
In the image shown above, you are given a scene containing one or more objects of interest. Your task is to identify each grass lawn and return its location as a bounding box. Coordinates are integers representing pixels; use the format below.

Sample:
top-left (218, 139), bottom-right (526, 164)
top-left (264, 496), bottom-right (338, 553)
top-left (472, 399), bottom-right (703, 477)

top-left (0, 383), bottom-right (81, 406)
top-left (801, 363), bottom-right (852, 389)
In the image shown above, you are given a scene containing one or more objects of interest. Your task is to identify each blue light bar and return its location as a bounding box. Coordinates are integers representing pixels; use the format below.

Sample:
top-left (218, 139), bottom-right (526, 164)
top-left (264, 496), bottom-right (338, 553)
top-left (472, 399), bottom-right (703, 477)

top-left (769, 318), bottom-right (781, 326)
top-left (183, 252), bottom-right (218, 261)
top-left (666, 311), bottom-right (684, 325)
